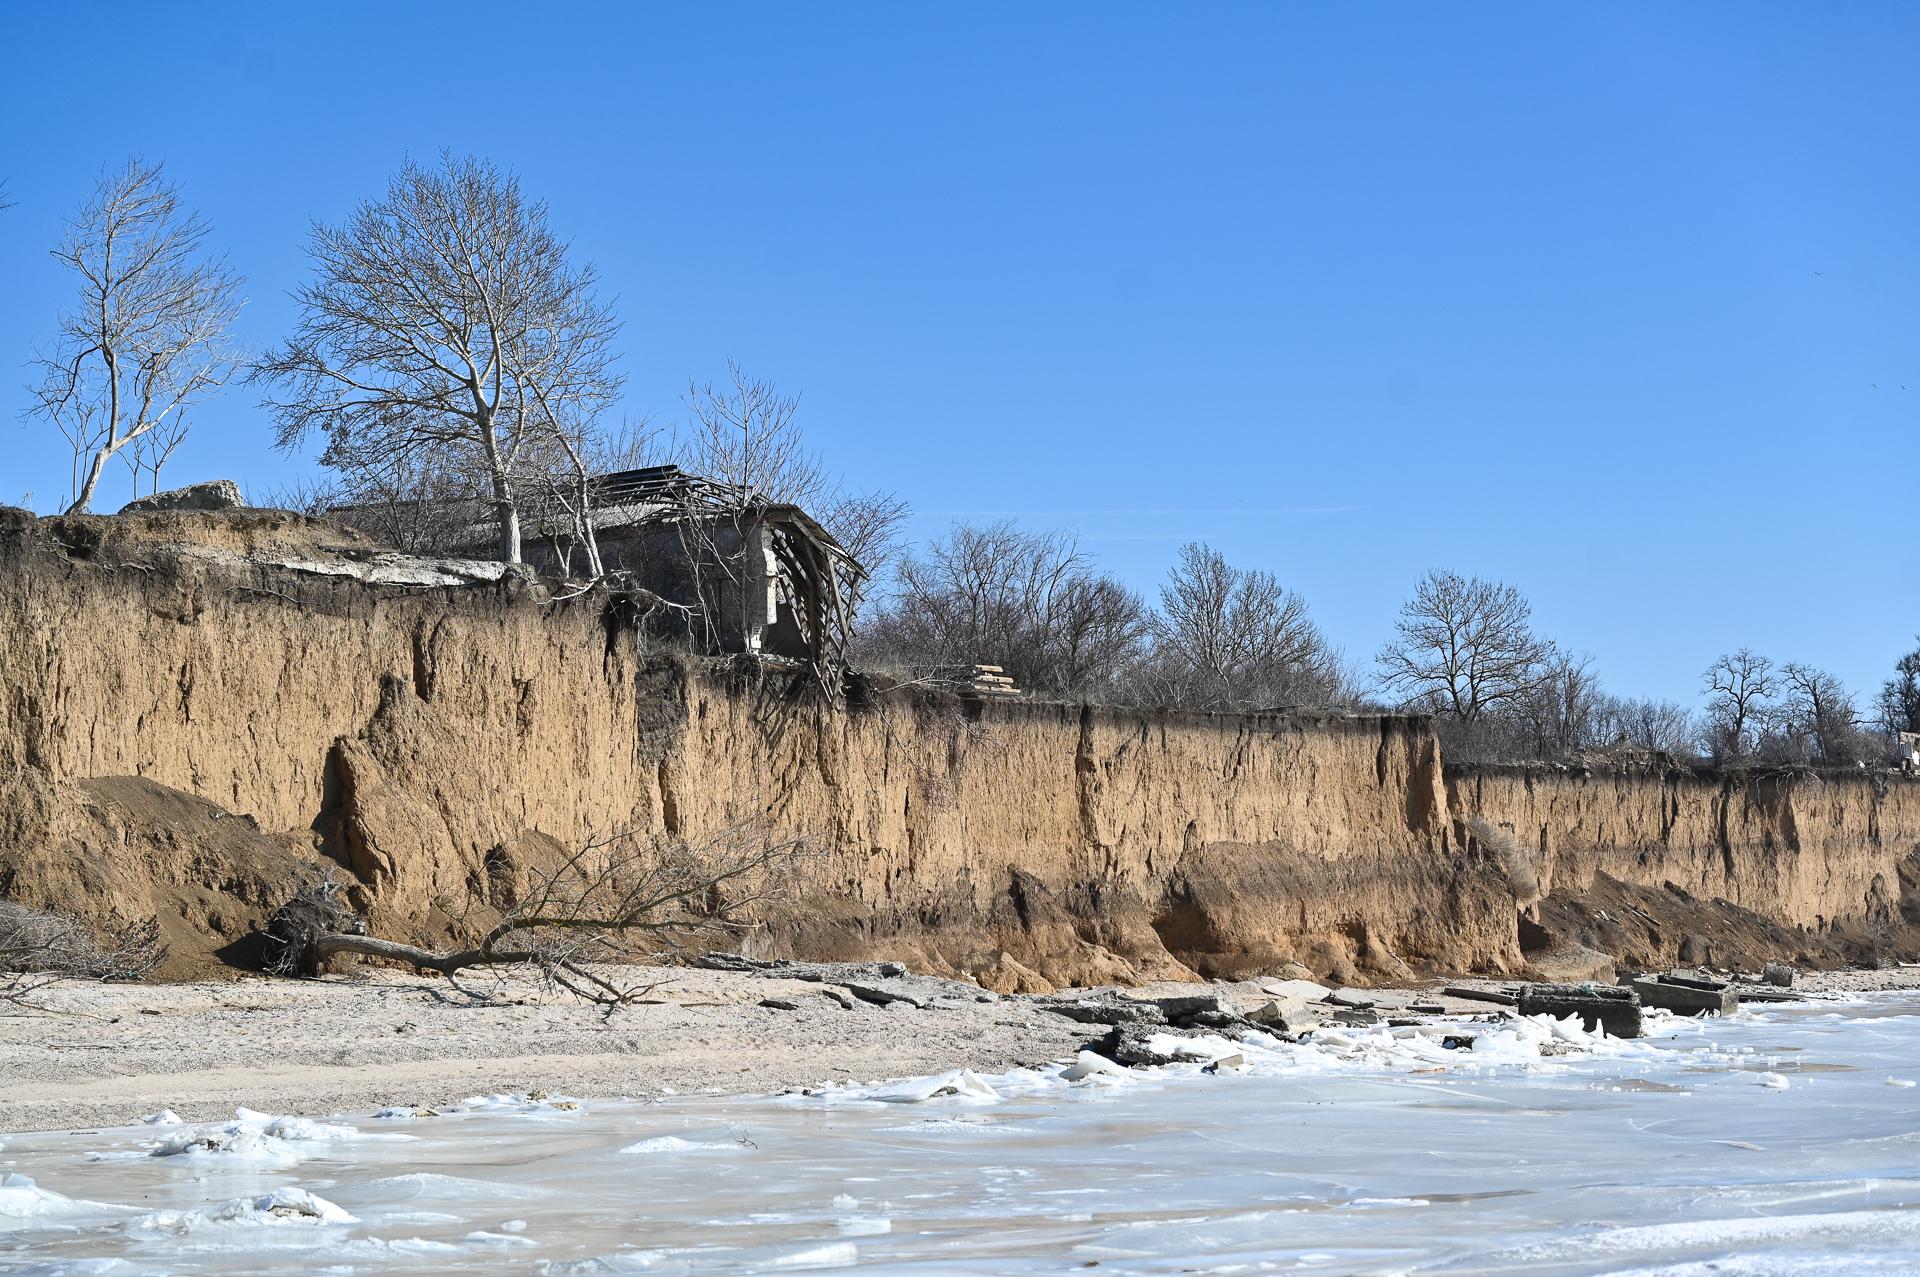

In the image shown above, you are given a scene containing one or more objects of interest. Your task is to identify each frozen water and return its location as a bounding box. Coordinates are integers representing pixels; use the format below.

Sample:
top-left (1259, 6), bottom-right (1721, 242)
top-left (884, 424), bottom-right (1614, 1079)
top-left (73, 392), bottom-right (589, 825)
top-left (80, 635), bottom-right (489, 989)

top-left (1, 999), bottom-right (1918, 1273)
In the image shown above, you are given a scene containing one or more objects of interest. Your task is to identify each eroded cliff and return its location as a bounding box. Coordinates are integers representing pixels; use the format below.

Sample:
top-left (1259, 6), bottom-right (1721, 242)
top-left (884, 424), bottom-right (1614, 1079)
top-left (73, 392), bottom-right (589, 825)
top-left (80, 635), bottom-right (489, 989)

top-left (1449, 763), bottom-right (1920, 970)
top-left (1, 507), bottom-right (1913, 986)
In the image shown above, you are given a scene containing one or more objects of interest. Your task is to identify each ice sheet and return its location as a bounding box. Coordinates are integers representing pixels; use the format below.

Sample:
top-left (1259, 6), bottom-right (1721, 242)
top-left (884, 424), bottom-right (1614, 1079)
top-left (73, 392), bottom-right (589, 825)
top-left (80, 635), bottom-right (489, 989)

top-left (2, 999), bottom-right (1918, 1274)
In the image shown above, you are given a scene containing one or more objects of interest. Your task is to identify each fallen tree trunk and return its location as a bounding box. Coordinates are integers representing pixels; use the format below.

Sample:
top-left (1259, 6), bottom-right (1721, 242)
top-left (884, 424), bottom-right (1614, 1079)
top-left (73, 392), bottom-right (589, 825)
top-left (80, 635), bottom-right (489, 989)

top-left (261, 827), bottom-right (811, 1006)
top-left (311, 933), bottom-right (534, 974)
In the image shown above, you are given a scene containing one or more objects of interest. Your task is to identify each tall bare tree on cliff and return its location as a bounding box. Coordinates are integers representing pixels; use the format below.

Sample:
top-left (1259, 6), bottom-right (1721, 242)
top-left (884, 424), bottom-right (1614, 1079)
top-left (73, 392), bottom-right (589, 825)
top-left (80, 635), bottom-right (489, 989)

top-left (1376, 570), bottom-right (1552, 722)
top-left (27, 160), bottom-right (243, 514)
top-left (256, 154), bottom-right (622, 564)
top-left (1776, 662), bottom-right (1864, 764)
top-left (1145, 542), bottom-right (1342, 710)
top-left (679, 362), bottom-right (910, 573)
top-left (1700, 648), bottom-right (1777, 760)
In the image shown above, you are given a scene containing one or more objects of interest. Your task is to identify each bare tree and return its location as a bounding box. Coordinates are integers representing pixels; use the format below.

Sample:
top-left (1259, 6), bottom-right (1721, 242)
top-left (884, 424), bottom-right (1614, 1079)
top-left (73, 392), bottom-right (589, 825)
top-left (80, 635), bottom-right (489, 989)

top-left (27, 159), bottom-right (243, 513)
top-left (1376, 570), bottom-right (1552, 722)
top-left (1, 902), bottom-right (166, 1009)
top-left (1776, 662), bottom-right (1863, 764)
top-left (1879, 639), bottom-right (1920, 736)
top-left (1701, 649), bottom-right (1777, 760)
top-left (256, 153), bottom-right (622, 564)
top-left (680, 363), bottom-right (829, 506)
top-left (1516, 650), bottom-right (1605, 755)
top-left (1595, 695), bottom-right (1696, 754)
top-left (1145, 542), bottom-right (1341, 710)
top-left (1052, 574), bottom-right (1151, 699)
top-left (818, 490), bottom-right (912, 585)
top-left (676, 362), bottom-right (910, 589)
top-left (860, 520), bottom-right (1144, 698)
top-left (265, 827), bottom-right (808, 1006)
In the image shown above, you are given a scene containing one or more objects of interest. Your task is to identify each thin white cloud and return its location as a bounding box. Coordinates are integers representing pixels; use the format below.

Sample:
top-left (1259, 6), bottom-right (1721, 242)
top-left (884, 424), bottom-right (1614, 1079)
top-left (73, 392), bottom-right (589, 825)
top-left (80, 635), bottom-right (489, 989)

top-left (911, 505), bottom-right (1365, 519)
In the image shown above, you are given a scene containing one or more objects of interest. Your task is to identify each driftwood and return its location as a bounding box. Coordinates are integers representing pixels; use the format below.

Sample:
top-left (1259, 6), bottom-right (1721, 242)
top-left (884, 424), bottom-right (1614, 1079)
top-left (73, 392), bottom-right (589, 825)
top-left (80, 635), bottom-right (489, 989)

top-left (0, 902), bottom-right (166, 1010)
top-left (265, 827), bottom-right (810, 1008)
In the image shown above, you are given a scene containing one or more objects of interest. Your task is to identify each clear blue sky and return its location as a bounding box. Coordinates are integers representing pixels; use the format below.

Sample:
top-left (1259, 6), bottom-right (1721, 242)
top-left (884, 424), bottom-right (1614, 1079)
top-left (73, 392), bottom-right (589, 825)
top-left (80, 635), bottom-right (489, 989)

top-left (1, 2), bottom-right (1914, 708)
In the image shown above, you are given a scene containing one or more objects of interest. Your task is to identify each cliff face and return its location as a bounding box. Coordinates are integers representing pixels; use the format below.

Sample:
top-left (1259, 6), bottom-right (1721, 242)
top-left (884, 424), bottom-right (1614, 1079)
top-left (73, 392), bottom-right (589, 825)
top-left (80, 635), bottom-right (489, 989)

top-left (1448, 764), bottom-right (1920, 969)
top-left (0, 508), bottom-right (1913, 986)
top-left (0, 508), bottom-right (1520, 986)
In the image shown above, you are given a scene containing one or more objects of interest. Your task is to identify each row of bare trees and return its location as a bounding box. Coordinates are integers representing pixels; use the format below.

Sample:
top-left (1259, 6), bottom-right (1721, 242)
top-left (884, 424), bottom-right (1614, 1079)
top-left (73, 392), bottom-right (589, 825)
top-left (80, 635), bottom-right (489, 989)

top-left (856, 533), bottom-right (1353, 709)
top-left (1361, 568), bottom-right (1904, 767)
top-left (1698, 648), bottom-right (1892, 766)
top-left (857, 542), bottom-right (1908, 772)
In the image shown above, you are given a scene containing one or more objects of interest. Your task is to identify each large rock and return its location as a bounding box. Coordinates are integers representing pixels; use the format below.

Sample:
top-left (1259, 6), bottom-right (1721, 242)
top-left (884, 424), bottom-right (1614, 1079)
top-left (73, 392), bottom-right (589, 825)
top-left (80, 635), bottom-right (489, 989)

top-left (1247, 999), bottom-right (1317, 1035)
top-left (119, 480), bottom-right (245, 514)
top-left (1526, 943), bottom-right (1617, 985)
top-left (1516, 983), bottom-right (1643, 1038)
top-left (1628, 974), bottom-right (1737, 1016)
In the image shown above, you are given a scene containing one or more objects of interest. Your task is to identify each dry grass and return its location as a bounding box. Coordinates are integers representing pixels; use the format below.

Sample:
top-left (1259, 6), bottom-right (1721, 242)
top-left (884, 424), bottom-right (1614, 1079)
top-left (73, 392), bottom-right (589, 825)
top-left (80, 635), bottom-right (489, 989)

top-left (1465, 815), bottom-right (1543, 906)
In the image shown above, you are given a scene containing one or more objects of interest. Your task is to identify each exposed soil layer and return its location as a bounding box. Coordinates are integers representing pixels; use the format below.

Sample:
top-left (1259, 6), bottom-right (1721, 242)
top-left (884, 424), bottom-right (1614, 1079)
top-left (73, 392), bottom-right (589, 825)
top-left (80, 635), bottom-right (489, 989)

top-left (1451, 763), bottom-right (1920, 972)
top-left (1, 507), bottom-right (1915, 988)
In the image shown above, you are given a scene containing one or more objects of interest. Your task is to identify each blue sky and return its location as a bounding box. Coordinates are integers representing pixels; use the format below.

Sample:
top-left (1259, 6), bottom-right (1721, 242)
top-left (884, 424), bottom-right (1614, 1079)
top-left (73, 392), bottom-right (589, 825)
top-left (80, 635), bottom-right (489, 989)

top-left (1, 2), bottom-right (1914, 707)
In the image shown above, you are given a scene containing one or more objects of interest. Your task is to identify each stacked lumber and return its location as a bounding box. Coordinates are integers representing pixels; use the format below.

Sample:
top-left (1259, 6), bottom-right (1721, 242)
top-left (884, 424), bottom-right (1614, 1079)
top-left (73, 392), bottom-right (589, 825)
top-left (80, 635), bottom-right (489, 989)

top-left (964, 665), bottom-right (1020, 698)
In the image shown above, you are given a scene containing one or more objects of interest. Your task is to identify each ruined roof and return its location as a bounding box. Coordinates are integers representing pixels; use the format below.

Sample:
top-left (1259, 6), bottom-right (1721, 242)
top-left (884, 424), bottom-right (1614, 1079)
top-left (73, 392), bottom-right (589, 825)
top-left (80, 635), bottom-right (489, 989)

top-left (579, 466), bottom-right (862, 578)
top-left (588, 465), bottom-right (740, 510)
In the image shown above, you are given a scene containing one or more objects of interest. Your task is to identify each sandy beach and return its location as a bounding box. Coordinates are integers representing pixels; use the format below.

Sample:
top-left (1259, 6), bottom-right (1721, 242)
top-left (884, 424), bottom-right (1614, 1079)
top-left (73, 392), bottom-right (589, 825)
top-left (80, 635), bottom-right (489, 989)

top-left (0, 966), bottom-right (1097, 1134)
top-left (6, 963), bottom-right (1915, 1135)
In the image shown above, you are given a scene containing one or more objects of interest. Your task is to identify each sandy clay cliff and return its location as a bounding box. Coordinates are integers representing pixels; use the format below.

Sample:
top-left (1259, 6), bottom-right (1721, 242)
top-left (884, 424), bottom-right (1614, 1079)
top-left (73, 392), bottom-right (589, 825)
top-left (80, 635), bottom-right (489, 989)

top-left (1, 506), bottom-right (1915, 989)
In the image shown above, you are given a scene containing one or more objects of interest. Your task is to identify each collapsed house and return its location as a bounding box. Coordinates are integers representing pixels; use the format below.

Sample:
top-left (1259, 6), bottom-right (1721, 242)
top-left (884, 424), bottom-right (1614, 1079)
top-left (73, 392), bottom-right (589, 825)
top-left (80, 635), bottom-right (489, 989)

top-left (514, 466), bottom-right (865, 672)
top-left (320, 464), bottom-right (864, 673)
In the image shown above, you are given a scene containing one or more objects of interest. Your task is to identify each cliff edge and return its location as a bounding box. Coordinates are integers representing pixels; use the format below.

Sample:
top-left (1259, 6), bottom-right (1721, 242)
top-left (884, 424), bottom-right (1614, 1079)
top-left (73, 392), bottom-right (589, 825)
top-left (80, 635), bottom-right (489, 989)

top-left (0, 507), bottom-right (1913, 985)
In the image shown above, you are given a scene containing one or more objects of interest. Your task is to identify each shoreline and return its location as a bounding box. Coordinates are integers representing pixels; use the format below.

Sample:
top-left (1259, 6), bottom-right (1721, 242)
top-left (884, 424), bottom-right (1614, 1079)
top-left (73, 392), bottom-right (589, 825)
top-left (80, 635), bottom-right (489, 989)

top-left (5, 964), bottom-right (1915, 1136)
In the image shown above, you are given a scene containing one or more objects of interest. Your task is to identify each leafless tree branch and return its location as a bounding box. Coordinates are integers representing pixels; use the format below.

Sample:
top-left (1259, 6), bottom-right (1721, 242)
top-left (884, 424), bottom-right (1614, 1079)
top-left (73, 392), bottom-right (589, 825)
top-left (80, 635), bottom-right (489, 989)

top-left (26, 159), bottom-right (243, 513)
top-left (0, 903), bottom-right (166, 1011)
top-left (254, 153), bottom-right (622, 564)
top-left (265, 827), bottom-right (812, 1008)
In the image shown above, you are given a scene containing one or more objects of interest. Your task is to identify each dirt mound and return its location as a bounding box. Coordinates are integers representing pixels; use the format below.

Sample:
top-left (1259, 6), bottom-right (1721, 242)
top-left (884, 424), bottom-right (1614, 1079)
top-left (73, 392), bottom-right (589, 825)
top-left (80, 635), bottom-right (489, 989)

top-left (1525, 866), bottom-right (1920, 973)
top-left (0, 769), bottom-right (323, 979)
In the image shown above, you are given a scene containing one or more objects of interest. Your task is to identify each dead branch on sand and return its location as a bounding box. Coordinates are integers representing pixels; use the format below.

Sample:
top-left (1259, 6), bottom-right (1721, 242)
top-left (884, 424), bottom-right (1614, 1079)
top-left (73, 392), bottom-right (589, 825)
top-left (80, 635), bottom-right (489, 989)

top-left (264, 827), bottom-right (811, 1008)
top-left (0, 902), bottom-right (167, 1010)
